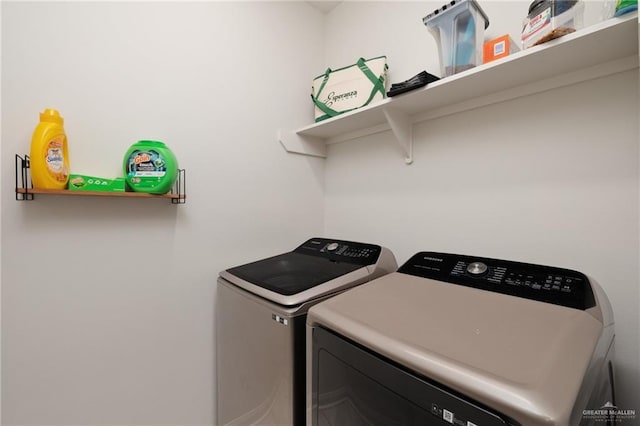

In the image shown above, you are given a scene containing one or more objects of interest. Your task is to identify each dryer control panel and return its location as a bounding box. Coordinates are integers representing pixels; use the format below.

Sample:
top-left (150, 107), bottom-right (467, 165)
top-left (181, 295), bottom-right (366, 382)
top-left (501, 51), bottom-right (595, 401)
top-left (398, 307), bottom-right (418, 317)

top-left (398, 252), bottom-right (596, 310)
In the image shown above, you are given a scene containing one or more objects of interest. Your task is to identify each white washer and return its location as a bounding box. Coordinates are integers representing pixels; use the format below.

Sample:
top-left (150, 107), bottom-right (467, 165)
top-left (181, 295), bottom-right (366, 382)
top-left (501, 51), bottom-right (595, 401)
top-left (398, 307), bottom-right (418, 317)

top-left (307, 251), bottom-right (616, 426)
top-left (216, 238), bottom-right (397, 426)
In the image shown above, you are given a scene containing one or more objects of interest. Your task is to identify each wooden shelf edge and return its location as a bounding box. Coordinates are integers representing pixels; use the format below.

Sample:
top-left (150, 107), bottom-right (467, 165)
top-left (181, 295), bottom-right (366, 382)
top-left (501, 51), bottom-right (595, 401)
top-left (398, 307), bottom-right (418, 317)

top-left (16, 188), bottom-right (186, 200)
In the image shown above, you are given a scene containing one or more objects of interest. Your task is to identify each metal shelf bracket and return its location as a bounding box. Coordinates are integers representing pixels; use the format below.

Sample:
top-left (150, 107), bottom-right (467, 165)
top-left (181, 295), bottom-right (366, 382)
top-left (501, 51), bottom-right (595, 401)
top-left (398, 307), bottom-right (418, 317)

top-left (15, 154), bottom-right (34, 200)
top-left (278, 130), bottom-right (327, 158)
top-left (383, 107), bottom-right (413, 165)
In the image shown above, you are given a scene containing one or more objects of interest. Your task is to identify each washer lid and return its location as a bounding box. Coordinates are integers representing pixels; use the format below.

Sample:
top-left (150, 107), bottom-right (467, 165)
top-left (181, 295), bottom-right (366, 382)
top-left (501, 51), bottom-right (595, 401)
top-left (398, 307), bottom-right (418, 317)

top-left (222, 238), bottom-right (385, 304)
top-left (226, 251), bottom-right (364, 296)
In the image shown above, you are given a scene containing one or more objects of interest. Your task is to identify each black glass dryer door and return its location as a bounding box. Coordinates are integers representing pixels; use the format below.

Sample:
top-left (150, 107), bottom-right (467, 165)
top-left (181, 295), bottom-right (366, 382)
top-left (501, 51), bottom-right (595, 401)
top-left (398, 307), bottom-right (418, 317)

top-left (312, 327), bottom-right (511, 426)
top-left (226, 252), bottom-right (362, 296)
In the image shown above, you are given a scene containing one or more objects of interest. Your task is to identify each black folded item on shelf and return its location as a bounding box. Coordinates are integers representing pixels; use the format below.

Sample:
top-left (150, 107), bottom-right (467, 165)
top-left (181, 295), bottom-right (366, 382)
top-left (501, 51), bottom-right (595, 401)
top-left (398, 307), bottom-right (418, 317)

top-left (387, 71), bottom-right (440, 97)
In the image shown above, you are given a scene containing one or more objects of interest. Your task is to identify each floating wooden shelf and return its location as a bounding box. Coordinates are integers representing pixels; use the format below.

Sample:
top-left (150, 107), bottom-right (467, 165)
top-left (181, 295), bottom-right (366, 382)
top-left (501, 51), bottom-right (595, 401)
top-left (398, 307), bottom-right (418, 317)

top-left (15, 154), bottom-right (186, 204)
top-left (15, 187), bottom-right (185, 201)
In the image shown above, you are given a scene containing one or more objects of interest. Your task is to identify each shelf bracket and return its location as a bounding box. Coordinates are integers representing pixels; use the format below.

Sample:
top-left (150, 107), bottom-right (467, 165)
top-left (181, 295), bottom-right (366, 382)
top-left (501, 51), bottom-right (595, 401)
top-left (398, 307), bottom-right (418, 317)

top-left (383, 107), bottom-right (413, 165)
top-left (278, 130), bottom-right (327, 158)
top-left (15, 154), bottom-right (34, 200)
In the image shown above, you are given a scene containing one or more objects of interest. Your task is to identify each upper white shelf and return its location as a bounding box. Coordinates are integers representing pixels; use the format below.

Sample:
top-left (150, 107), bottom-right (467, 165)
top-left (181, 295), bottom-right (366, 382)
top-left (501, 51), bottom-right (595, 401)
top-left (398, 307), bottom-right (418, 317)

top-left (280, 13), bottom-right (638, 163)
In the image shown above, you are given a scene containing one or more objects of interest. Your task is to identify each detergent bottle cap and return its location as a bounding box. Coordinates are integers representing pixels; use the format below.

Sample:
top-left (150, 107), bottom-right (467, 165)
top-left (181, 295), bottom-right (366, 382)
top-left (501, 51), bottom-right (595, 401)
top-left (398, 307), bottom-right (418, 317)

top-left (39, 108), bottom-right (64, 125)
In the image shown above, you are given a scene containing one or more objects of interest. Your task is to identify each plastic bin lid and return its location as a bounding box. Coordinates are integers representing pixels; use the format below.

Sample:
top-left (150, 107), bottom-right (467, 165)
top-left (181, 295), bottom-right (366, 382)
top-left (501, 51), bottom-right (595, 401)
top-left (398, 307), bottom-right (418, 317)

top-left (528, 0), bottom-right (579, 15)
top-left (423, 0), bottom-right (490, 29)
top-left (528, 0), bottom-right (548, 14)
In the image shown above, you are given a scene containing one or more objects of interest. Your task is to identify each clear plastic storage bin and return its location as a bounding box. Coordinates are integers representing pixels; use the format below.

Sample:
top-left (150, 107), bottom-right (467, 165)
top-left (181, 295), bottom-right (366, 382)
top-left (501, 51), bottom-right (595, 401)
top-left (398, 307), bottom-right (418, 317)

top-left (521, 0), bottom-right (585, 49)
top-left (423, 0), bottom-right (490, 77)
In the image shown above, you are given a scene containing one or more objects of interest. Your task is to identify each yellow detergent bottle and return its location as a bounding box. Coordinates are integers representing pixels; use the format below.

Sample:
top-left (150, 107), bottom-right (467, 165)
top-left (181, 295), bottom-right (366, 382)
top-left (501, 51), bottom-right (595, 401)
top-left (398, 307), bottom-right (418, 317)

top-left (29, 108), bottom-right (70, 189)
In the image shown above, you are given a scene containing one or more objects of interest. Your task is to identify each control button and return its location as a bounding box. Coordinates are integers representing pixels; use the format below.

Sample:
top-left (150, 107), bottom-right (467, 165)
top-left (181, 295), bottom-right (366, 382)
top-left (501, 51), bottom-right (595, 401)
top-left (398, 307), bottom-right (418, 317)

top-left (326, 243), bottom-right (339, 251)
top-left (532, 284), bottom-right (542, 290)
top-left (467, 262), bottom-right (488, 275)
top-left (452, 261), bottom-right (469, 277)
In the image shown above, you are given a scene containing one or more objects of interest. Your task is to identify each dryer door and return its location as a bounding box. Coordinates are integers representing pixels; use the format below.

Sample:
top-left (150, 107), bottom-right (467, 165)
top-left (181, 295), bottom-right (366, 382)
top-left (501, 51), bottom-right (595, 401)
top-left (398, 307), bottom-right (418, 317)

top-left (311, 327), bottom-right (512, 426)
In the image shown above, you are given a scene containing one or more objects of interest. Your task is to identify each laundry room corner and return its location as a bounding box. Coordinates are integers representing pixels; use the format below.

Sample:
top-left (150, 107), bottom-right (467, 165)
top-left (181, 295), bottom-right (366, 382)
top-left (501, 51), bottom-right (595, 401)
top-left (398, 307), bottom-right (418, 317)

top-left (2, 0), bottom-right (639, 424)
top-left (322, 0), bottom-right (640, 412)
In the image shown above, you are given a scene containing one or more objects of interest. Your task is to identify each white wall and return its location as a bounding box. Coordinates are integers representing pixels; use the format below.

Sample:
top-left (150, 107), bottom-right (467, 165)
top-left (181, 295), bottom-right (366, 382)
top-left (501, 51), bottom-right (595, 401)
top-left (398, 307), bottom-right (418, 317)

top-left (0, 0), bottom-right (3, 421)
top-left (324, 0), bottom-right (640, 411)
top-left (1, 2), bottom-right (325, 425)
top-left (2, 1), bottom-right (638, 424)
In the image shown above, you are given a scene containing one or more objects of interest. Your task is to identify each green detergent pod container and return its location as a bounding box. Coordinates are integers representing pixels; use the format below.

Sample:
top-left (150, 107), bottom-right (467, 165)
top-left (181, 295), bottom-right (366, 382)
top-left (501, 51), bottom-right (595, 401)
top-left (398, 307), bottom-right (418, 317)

top-left (124, 140), bottom-right (178, 194)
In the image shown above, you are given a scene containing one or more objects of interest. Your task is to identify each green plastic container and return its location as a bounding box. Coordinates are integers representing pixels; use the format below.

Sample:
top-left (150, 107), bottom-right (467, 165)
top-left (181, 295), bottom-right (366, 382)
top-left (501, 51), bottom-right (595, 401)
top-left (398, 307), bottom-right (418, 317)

top-left (124, 140), bottom-right (178, 194)
top-left (614, 0), bottom-right (637, 16)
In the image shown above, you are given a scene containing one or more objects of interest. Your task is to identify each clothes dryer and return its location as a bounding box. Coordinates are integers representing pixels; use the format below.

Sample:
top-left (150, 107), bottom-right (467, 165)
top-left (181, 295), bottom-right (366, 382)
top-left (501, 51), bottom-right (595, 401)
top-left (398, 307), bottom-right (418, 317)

top-left (307, 252), bottom-right (615, 426)
top-left (216, 237), bottom-right (396, 426)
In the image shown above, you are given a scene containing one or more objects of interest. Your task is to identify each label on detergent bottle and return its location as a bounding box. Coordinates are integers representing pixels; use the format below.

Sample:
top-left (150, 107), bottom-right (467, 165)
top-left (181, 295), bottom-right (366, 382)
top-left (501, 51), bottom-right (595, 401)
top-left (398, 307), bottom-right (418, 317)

top-left (124, 140), bottom-right (178, 194)
top-left (128, 150), bottom-right (167, 179)
top-left (45, 136), bottom-right (67, 181)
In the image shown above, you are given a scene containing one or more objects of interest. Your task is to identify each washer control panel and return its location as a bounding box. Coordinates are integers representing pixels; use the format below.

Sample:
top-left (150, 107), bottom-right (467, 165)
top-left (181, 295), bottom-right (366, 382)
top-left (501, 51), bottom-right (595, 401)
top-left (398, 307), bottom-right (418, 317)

top-left (398, 252), bottom-right (596, 310)
top-left (295, 238), bottom-right (382, 266)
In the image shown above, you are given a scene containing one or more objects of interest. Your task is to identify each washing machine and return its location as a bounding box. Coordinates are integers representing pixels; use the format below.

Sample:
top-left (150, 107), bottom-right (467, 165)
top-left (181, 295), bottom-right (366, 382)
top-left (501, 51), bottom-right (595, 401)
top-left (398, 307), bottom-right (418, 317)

top-left (307, 251), bottom-right (616, 426)
top-left (216, 237), bottom-right (397, 426)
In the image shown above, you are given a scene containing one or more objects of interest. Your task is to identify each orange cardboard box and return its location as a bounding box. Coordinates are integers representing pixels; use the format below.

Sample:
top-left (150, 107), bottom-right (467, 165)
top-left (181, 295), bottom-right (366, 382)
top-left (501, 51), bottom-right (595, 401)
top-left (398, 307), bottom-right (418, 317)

top-left (483, 35), bottom-right (520, 64)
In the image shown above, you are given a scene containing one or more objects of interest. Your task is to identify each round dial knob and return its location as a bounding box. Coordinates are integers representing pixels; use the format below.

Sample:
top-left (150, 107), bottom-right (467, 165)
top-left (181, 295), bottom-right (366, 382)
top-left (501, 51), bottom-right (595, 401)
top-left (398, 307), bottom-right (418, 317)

top-left (326, 242), bottom-right (340, 251)
top-left (467, 262), bottom-right (488, 275)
